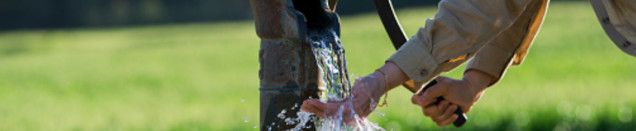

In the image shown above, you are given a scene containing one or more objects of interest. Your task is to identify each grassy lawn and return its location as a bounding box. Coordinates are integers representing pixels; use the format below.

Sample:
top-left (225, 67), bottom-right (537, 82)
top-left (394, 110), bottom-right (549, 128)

top-left (0, 1), bottom-right (634, 130)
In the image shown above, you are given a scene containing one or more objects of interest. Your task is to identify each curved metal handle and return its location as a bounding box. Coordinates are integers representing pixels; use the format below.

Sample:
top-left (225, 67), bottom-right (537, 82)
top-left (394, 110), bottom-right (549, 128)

top-left (372, 0), bottom-right (467, 127)
top-left (372, 0), bottom-right (408, 49)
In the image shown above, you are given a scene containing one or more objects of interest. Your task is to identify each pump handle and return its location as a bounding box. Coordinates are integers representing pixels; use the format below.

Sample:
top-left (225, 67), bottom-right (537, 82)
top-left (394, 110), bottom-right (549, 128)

top-left (372, 0), bottom-right (467, 127)
top-left (372, 0), bottom-right (407, 49)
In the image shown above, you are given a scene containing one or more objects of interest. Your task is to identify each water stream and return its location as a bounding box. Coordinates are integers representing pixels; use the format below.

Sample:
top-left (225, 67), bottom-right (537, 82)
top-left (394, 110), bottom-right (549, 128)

top-left (308, 28), bottom-right (384, 131)
top-left (309, 28), bottom-right (350, 102)
top-left (268, 27), bottom-right (384, 131)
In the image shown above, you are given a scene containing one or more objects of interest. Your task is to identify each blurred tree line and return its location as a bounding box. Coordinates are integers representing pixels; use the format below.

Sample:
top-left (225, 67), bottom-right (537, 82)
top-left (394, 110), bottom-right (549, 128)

top-left (0, 0), bottom-right (253, 30)
top-left (0, 0), bottom-right (441, 31)
top-left (0, 0), bottom-right (581, 31)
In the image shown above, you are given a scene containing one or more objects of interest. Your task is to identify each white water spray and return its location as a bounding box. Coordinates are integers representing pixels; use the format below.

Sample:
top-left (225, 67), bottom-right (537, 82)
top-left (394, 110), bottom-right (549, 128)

top-left (308, 28), bottom-right (384, 131)
top-left (268, 26), bottom-right (385, 131)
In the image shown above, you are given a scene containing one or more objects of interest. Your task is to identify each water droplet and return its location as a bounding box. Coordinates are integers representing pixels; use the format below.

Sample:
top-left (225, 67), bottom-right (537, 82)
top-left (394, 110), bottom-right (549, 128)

top-left (243, 116), bottom-right (248, 123)
top-left (253, 126), bottom-right (257, 129)
top-left (350, 73), bottom-right (355, 80)
top-left (284, 117), bottom-right (296, 125)
top-left (277, 109), bottom-right (286, 119)
top-left (291, 104), bottom-right (298, 110)
top-left (241, 98), bottom-right (245, 102)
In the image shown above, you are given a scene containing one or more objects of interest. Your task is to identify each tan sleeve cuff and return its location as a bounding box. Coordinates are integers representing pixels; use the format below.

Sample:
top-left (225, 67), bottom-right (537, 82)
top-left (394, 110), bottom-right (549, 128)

top-left (466, 44), bottom-right (515, 86)
top-left (387, 38), bottom-right (439, 92)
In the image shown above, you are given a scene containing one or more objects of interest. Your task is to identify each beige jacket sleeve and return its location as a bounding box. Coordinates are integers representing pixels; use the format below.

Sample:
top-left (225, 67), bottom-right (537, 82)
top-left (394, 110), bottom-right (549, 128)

top-left (387, 0), bottom-right (549, 92)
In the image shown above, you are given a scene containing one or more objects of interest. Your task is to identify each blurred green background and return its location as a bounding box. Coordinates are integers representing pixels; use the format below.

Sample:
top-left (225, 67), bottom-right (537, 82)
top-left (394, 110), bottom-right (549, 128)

top-left (0, 0), bottom-right (438, 30)
top-left (0, 1), bottom-right (635, 131)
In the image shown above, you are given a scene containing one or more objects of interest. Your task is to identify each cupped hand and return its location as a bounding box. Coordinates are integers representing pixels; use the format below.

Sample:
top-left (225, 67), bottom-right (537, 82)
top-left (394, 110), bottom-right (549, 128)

top-left (300, 71), bottom-right (387, 123)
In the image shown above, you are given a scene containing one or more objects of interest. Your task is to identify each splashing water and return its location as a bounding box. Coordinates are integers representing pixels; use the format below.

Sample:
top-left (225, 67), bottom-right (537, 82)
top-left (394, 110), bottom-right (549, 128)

top-left (308, 28), bottom-right (384, 131)
top-left (278, 109), bottom-right (287, 119)
top-left (308, 28), bottom-right (350, 102)
top-left (266, 26), bottom-right (384, 131)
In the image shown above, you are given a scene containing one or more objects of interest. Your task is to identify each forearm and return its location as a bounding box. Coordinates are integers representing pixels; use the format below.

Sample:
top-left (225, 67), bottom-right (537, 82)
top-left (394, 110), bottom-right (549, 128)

top-left (463, 69), bottom-right (495, 93)
top-left (387, 0), bottom-right (547, 90)
top-left (375, 62), bottom-right (409, 92)
top-left (376, 63), bottom-right (495, 93)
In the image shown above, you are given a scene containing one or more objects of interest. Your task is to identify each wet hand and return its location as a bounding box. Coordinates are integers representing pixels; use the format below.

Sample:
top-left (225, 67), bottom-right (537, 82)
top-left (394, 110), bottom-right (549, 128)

top-left (300, 71), bottom-right (387, 123)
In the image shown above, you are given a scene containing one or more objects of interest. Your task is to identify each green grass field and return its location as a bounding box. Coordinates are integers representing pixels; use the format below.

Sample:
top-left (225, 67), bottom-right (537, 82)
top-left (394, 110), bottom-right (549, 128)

top-left (0, 1), bottom-right (634, 130)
